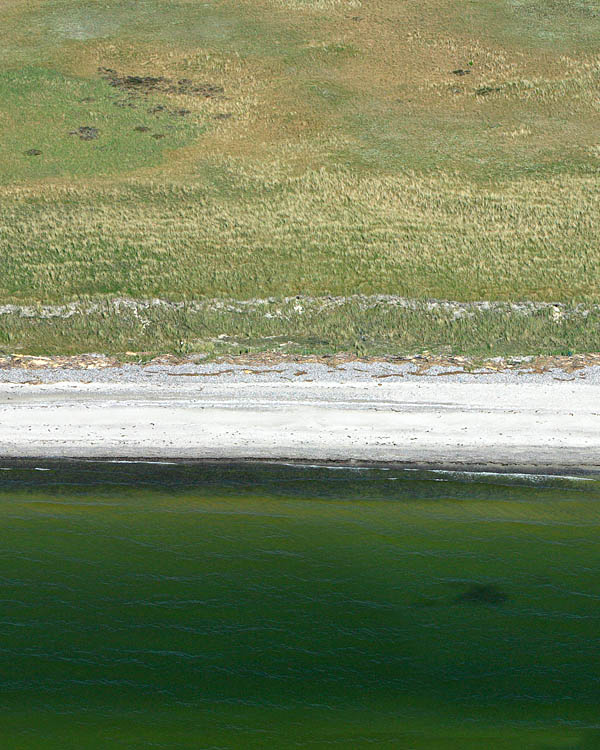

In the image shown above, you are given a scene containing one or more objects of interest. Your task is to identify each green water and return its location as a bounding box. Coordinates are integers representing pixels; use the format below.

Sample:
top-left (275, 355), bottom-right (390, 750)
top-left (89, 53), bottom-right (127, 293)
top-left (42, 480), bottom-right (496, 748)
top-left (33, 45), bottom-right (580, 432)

top-left (1, 461), bottom-right (600, 749)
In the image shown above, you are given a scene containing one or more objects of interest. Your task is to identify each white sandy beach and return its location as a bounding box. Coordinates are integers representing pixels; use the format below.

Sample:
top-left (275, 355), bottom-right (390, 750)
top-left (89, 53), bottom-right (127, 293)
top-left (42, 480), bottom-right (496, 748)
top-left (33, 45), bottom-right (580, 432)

top-left (1, 360), bottom-right (599, 471)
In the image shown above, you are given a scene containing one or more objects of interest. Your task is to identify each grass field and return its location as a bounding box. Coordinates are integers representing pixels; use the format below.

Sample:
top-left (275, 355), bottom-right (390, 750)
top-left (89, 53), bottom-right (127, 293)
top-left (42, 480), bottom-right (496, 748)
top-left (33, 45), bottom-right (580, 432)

top-left (1, 0), bottom-right (600, 356)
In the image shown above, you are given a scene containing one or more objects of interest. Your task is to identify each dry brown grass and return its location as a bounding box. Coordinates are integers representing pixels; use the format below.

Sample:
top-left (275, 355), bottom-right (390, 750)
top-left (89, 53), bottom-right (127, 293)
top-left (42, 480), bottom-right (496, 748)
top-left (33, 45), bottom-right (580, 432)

top-left (1, 164), bottom-right (599, 305)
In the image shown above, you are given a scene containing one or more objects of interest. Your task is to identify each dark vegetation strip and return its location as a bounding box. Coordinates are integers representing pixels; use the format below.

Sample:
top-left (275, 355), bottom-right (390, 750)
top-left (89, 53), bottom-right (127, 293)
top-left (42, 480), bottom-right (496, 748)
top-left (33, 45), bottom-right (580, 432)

top-left (0, 296), bottom-right (598, 358)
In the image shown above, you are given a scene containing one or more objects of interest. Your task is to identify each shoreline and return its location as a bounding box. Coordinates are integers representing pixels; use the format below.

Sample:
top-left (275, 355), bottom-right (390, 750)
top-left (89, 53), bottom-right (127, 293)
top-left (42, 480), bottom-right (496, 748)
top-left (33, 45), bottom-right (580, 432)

top-left (1, 456), bottom-right (598, 479)
top-left (1, 361), bottom-right (599, 470)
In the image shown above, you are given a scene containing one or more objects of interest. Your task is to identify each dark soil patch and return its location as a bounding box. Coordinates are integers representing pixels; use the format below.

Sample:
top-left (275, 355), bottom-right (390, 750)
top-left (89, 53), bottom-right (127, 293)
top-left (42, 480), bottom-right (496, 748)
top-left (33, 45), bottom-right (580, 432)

top-left (214, 112), bottom-right (233, 120)
top-left (69, 126), bottom-right (100, 140)
top-left (476, 85), bottom-right (503, 96)
top-left (99, 67), bottom-right (224, 98)
top-left (455, 584), bottom-right (508, 605)
top-left (24, 148), bottom-right (42, 156)
top-left (174, 79), bottom-right (224, 97)
top-left (149, 106), bottom-right (192, 119)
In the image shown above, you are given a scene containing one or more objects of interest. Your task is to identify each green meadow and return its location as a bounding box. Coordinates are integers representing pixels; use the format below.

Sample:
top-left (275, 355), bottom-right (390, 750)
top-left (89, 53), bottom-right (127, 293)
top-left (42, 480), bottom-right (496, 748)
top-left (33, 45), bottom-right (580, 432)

top-left (1, 0), bottom-right (600, 356)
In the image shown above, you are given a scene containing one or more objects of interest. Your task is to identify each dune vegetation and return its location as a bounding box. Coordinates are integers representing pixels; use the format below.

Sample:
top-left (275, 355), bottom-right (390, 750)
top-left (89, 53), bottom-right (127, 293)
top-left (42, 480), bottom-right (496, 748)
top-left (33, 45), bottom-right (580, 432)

top-left (1, 0), bottom-right (599, 356)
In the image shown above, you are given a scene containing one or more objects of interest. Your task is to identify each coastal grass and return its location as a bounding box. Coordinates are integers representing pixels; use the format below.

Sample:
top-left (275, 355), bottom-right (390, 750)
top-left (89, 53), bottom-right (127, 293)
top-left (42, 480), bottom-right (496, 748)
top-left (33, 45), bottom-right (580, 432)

top-left (1, 297), bottom-right (597, 358)
top-left (2, 169), bottom-right (600, 304)
top-left (1, 0), bottom-right (600, 354)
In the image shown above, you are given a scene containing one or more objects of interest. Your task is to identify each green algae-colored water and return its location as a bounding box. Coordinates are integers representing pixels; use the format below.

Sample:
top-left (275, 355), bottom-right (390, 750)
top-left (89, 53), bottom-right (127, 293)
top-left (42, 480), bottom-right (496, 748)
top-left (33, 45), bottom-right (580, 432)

top-left (1, 460), bottom-right (600, 749)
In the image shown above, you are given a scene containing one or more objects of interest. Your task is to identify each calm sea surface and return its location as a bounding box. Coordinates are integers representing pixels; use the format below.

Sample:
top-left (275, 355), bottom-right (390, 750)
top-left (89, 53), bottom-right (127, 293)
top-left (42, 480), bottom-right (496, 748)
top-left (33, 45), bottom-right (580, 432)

top-left (1, 460), bottom-right (599, 749)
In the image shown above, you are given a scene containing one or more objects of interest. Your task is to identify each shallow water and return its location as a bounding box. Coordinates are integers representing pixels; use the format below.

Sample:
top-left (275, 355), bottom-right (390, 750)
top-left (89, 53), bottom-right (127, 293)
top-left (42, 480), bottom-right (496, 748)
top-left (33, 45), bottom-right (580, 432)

top-left (1, 460), bottom-right (599, 749)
